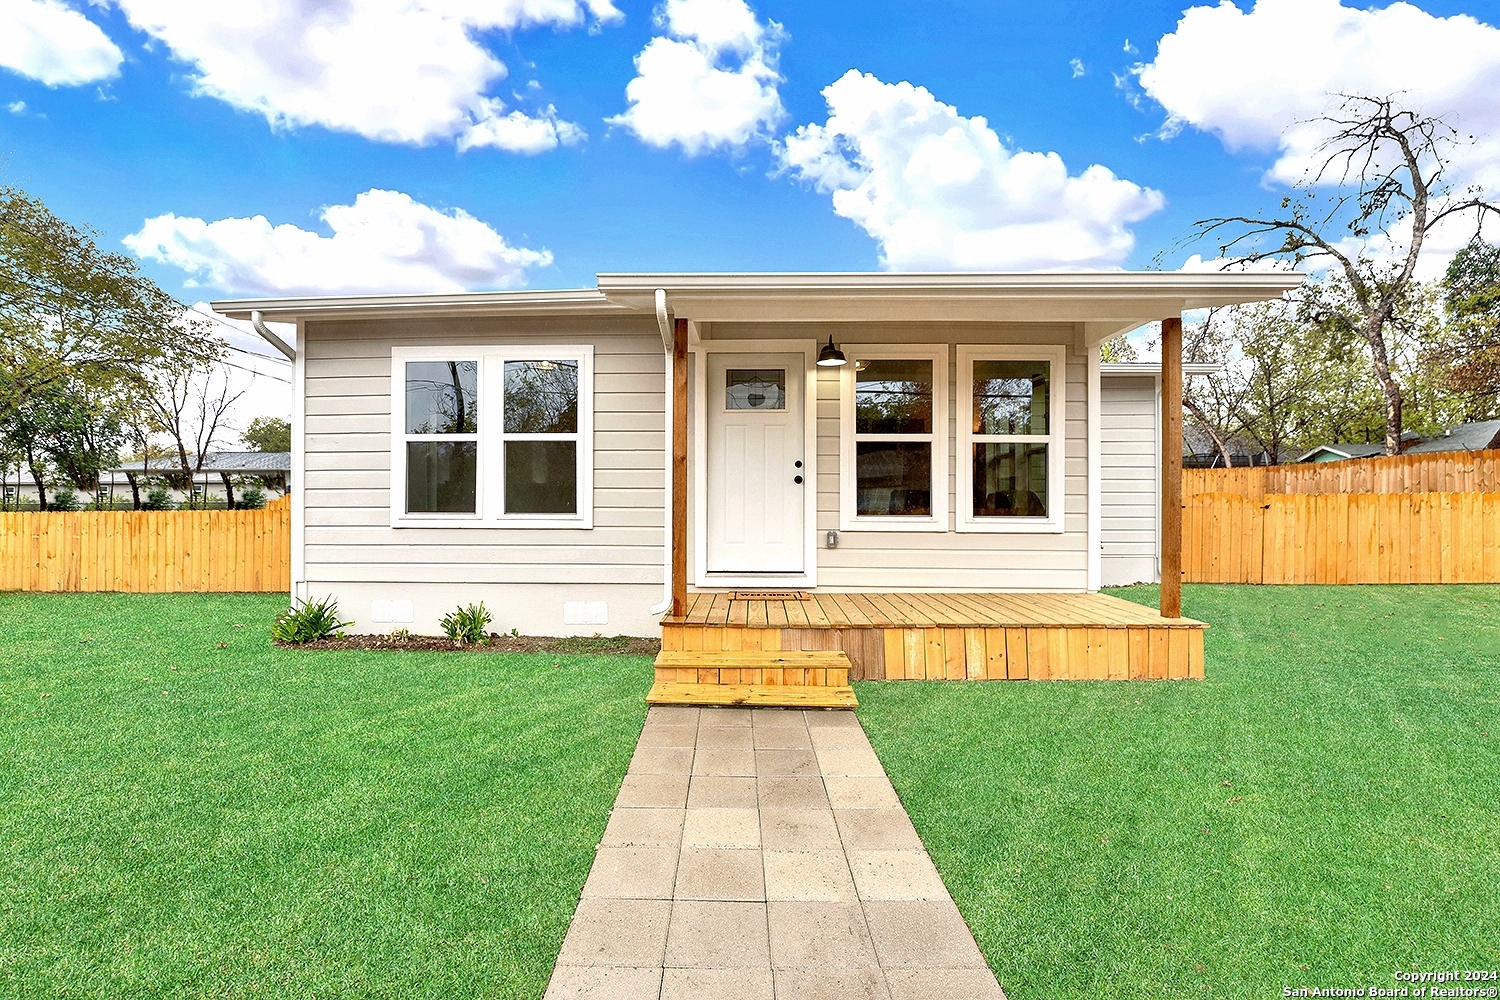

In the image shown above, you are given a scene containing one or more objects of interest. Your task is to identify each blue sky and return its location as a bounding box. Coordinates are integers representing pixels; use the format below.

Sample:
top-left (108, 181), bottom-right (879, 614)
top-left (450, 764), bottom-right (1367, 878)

top-left (3, 0), bottom-right (1499, 305)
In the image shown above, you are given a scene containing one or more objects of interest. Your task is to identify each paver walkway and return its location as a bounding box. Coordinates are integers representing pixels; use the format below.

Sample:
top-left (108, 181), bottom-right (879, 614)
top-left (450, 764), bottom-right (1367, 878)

top-left (545, 705), bottom-right (1006, 1000)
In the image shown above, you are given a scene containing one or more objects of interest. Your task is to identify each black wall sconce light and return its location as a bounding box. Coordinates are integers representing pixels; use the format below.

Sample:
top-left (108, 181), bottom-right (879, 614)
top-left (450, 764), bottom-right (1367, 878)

top-left (816, 335), bottom-right (847, 367)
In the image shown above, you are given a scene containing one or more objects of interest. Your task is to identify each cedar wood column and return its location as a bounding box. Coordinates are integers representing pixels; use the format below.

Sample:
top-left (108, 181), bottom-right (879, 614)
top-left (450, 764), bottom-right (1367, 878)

top-left (1161, 315), bottom-right (1183, 619)
top-left (671, 317), bottom-right (689, 617)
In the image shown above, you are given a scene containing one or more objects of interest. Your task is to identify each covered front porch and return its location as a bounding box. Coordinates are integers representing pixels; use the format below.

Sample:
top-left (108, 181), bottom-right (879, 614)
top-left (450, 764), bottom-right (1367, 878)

top-left (649, 590), bottom-right (1206, 706)
top-left (621, 272), bottom-right (1303, 707)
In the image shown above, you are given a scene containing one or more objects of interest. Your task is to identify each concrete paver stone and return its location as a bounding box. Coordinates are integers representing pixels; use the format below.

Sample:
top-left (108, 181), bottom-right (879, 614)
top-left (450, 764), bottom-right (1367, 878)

top-left (665, 900), bottom-right (771, 968)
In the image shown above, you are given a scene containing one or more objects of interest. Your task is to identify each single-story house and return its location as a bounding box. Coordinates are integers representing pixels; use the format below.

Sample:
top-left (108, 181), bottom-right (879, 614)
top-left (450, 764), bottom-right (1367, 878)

top-left (214, 271), bottom-right (1302, 699)
top-left (110, 451), bottom-right (291, 506)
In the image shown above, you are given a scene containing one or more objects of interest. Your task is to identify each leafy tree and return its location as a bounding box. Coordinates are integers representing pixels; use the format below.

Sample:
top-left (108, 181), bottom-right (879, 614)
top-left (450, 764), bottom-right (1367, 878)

top-left (0, 186), bottom-right (223, 418)
top-left (36, 375), bottom-right (127, 494)
top-left (1177, 284), bottom-right (1463, 463)
top-left (1, 187), bottom-right (228, 504)
top-left (1191, 95), bottom-right (1499, 454)
top-left (1100, 336), bottom-right (1139, 363)
top-left (241, 416), bottom-right (291, 453)
top-left (1434, 236), bottom-right (1500, 417)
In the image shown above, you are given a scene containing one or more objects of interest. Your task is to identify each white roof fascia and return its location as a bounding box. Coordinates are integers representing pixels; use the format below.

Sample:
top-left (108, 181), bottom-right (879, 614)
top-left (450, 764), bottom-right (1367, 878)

top-left (599, 272), bottom-right (1306, 333)
top-left (213, 272), bottom-right (1306, 329)
top-left (211, 288), bottom-right (621, 322)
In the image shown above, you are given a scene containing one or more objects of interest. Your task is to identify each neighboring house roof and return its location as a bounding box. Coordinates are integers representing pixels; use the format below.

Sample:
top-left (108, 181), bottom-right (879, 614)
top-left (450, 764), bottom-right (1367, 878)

top-left (1405, 420), bottom-right (1500, 455)
top-left (113, 451), bottom-right (291, 475)
top-left (213, 271), bottom-right (1306, 347)
top-left (1296, 431), bottom-right (1422, 463)
top-left (1297, 443), bottom-right (1388, 462)
top-left (1101, 362), bottom-right (1223, 377)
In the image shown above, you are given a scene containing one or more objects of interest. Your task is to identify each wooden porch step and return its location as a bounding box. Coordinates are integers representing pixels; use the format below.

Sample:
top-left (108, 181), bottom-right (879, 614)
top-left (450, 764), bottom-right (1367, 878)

top-left (653, 650), bottom-right (852, 687)
top-left (646, 682), bottom-right (858, 709)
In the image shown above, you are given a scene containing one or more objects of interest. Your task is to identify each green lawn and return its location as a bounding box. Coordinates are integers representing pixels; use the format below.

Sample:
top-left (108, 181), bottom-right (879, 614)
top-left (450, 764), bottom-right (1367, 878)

top-left (857, 585), bottom-right (1500, 999)
top-left (0, 593), bottom-right (652, 1000)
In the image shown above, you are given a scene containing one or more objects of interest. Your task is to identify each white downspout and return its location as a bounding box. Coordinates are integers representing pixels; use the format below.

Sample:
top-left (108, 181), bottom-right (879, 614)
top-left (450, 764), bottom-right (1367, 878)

top-left (251, 310), bottom-right (296, 361)
top-left (649, 289), bottom-right (674, 616)
top-left (1087, 341), bottom-right (1102, 592)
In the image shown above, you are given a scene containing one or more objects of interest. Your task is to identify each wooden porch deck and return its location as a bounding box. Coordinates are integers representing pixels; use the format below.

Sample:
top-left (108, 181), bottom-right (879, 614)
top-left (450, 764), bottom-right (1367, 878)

top-left (659, 591), bottom-right (1206, 682)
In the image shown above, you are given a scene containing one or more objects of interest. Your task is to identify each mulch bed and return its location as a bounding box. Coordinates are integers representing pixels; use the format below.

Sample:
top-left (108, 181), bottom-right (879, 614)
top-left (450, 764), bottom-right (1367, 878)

top-left (284, 633), bottom-right (662, 656)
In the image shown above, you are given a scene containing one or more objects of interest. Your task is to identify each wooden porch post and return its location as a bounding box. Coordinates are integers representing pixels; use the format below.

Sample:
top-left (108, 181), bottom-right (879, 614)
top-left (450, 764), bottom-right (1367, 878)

top-left (1161, 315), bottom-right (1183, 619)
top-left (672, 317), bottom-right (689, 617)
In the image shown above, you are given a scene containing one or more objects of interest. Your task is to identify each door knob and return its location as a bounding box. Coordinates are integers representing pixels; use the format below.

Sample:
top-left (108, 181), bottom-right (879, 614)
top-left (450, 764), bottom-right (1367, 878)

top-left (794, 460), bottom-right (803, 468)
top-left (794, 475), bottom-right (804, 484)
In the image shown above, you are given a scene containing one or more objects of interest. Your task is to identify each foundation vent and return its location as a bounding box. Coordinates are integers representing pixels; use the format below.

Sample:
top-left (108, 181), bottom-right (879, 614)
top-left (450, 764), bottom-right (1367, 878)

top-left (564, 601), bottom-right (609, 625)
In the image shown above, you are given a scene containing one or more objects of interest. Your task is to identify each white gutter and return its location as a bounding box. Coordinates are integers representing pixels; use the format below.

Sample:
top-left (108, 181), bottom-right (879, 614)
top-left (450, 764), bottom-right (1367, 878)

top-left (251, 310), bottom-right (297, 362)
top-left (1087, 344), bottom-right (1102, 593)
top-left (649, 288), bottom-right (674, 617)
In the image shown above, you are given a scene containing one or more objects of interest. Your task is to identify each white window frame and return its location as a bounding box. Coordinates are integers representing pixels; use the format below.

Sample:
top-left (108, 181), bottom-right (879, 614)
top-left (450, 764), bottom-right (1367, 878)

top-left (956, 344), bottom-right (1066, 534)
top-left (838, 344), bottom-right (949, 532)
top-left (391, 347), bottom-right (485, 526)
top-left (390, 344), bottom-right (594, 529)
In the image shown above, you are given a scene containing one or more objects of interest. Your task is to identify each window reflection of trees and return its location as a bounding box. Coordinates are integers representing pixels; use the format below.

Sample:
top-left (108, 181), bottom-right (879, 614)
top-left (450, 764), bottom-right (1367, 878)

top-left (974, 362), bottom-right (1048, 435)
top-left (855, 361), bottom-right (932, 434)
top-left (406, 361), bottom-right (478, 434)
top-left (504, 361), bottom-right (578, 433)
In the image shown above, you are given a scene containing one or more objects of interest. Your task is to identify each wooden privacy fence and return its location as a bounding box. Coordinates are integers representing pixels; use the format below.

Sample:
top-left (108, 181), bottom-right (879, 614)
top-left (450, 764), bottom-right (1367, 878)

top-left (1184, 491), bottom-right (1500, 584)
top-left (1183, 449), bottom-right (1500, 499)
top-left (0, 496), bottom-right (290, 593)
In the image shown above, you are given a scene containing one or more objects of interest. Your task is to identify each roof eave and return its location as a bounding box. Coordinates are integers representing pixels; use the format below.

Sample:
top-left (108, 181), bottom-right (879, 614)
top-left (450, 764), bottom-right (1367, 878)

top-left (211, 288), bottom-right (621, 323)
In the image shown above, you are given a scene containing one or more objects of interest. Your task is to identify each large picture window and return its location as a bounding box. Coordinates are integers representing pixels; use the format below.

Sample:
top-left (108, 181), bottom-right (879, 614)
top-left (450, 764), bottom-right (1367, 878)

top-left (838, 345), bottom-right (948, 531)
top-left (957, 345), bottom-right (1065, 533)
top-left (391, 346), bottom-right (593, 528)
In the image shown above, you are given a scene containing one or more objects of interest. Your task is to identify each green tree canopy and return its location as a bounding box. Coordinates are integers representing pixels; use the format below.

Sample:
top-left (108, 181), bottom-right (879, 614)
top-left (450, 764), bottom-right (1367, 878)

top-left (1436, 236), bottom-right (1500, 415)
top-left (241, 416), bottom-right (291, 453)
top-left (0, 186), bottom-right (223, 417)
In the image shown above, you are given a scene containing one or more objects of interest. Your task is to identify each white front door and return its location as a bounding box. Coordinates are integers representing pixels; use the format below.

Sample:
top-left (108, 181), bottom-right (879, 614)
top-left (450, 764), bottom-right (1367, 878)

top-left (706, 353), bottom-right (806, 575)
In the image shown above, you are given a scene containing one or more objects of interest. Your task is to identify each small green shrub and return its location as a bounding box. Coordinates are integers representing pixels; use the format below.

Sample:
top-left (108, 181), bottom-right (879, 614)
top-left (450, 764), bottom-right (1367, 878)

top-left (440, 602), bottom-right (492, 645)
top-left (142, 487), bottom-right (173, 510)
top-left (240, 485), bottom-right (267, 509)
top-left (50, 488), bottom-right (82, 511)
top-left (271, 596), bottom-right (352, 645)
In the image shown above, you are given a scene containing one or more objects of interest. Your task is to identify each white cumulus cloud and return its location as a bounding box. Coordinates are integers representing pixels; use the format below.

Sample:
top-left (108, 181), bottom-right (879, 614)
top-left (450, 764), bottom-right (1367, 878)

top-left (103, 0), bottom-right (615, 149)
top-left (1134, 0), bottom-right (1500, 191)
top-left (779, 70), bottom-right (1166, 271)
top-left (0, 0), bottom-right (123, 86)
top-left (124, 189), bottom-right (553, 296)
top-left (609, 0), bottom-right (786, 155)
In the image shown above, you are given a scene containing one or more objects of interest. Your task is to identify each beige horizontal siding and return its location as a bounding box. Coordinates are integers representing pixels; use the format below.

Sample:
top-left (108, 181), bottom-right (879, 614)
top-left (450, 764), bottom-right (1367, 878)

top-left (303, 316), bottom-right (1108, 598)
top-left (1101, 375), bottom-right (1159, 584)
top-left (699, 321), bottom-right (1092, 591)
top-left (300, 316), bottom-right (666, 590)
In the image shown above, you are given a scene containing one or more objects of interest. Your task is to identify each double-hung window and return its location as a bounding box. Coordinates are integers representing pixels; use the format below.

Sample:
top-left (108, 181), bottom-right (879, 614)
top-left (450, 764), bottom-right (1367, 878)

top-left (391, 345), bottom-right (593, 528)
top-left (838, 345), bottom-right (948, 531)
top-left (956, 345), bottom-right (1065, 533)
